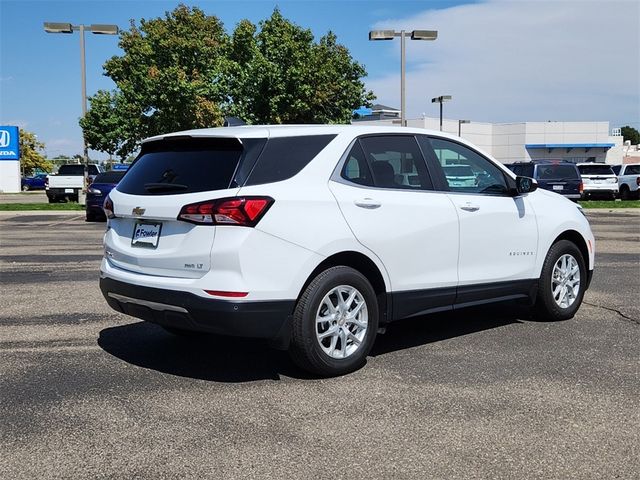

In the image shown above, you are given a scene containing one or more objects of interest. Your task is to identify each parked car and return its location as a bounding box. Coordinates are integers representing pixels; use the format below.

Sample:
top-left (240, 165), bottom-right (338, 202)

top-left (21, 173), bottom-right (48, 191)
top-left (46, 164), bottom-right (104, 203)
top-left (86, 170), bottom-right (127, 222)
top-left (612, 163), bottom-right (640, 200)
top-left (100, 126), bottom-right (595, 376)
top-left (442, 164), bottom-right (477, 187)
top-left (505, 160), bottom-right (583, 201)
top-left (576, 163), bottom-right (618, 200)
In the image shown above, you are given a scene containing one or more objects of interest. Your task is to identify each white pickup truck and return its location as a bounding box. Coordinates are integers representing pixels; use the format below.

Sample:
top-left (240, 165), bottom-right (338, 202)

top-left (46, 164), bottom-right (104, 203)
top-left (612, 163), bottom-right (640, 200)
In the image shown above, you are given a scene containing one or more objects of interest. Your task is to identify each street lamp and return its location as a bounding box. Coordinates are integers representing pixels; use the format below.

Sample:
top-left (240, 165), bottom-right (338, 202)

top-left (431, 95), bottom-right (452, 131)
top-left (458, 119), bottom-right (470, 137)
top-left (369, 29), bottom-right (437, 127)
top-left (44, 21), bottom-right (118, 196)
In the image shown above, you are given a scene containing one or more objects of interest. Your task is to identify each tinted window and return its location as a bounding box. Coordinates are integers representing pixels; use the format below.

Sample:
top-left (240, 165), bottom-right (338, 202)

top-left (245, 135), bottom-right (336, 186)
top-left (612, 165), bottom-right (621, 175)
top-left (428, 138), bottom-right (509, 195)
top-left (341, 142), bottom-right (374, 186)
top-left (94, 171), bottom-right (126, 184)
top-left (506, 164), bottom-right (534, 177)
top-left (626, 165), bottom-right (640, 175)
top-left (58, 164), bottom-right (101, 175)
top-left (578, 164), bottom-right (614, 175)
top-left (535, 164), bottom-right (580, 180)
top-left (359, 136), bottom-right (432, 190)
top-left (117, 137), bottom-right (243, 196)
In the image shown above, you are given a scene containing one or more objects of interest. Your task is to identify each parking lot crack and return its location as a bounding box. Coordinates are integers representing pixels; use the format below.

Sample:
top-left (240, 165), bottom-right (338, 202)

top-left (583, 301), bottom-right (639, 325)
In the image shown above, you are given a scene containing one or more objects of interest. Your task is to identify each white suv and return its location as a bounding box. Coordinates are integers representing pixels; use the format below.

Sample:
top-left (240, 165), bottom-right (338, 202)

top-left (576, 163), bottom-right (618, 200)
top-left (100, 125), bottom-right (595, 376)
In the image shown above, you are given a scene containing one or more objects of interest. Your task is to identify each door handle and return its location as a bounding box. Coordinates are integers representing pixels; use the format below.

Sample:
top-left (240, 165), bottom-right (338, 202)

top-left (460, 204), bottom-right (480, 212)
top-left (354, 198), bottom-right (381, 209)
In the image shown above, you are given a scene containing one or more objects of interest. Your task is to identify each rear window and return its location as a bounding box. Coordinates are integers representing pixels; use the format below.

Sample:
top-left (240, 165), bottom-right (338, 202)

top-left (58, 164), bottom-right (101, 175)
top-left (535, 164), bottom-right (580, 180)
top-left (94, 171), bottom-right (126, 184)
top-left (117, 137), bottom-right (244, 195)
top-left (245, 135), bottom-right (336, 186)
top-left (577, 164), bottom-right (614, 175)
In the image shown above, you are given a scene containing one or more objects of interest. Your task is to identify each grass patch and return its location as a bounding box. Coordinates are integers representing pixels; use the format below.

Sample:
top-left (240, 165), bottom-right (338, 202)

top-left (579, 200), bottom-right (640, 209)
top-left (0, 203), bottom-right (84, 211)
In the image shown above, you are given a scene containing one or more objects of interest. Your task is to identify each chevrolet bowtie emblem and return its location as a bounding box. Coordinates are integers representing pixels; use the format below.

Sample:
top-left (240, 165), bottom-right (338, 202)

top-left (132, 207), bottom-right (146, 216)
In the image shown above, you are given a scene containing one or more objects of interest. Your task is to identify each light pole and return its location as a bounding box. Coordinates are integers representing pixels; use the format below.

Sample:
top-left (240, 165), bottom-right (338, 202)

top-left (369, 29), bottom-right (438, 127)
top-left (431, 95), bottom-right (452, 131)
top-left (44, 22), bottom-right (118, 201)
top-left (458, 119), bottom-right (470, 137)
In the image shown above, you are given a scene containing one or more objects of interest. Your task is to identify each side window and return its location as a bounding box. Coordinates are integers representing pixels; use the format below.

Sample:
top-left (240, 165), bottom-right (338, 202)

top-left (611, 165), bottom-right (621, 175)
top-left (358, 136), bottom-right (433, 190)
top-left (245, 134), bottom-right (336, 186)
top-left (627, 165), bottom-right (640, 175)
top-left (427, 137), bottom-right (509, 195)
top-left (341, 142), bottom-right (374, 186)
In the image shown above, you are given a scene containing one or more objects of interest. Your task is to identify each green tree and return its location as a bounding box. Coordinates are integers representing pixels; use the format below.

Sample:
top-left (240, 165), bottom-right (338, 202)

top-left (19, 130), bottom-right (53, 176)
top-left (228, 10), bottom-right (375, 124)
top-left (80, 90), bottom-right (134, 160)
top-left (621, 126), bottom-right (640, 145)
top-left (81, 5), bottom-right (374, 157)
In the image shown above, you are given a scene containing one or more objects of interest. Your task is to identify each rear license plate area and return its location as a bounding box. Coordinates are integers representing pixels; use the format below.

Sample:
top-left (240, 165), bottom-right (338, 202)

top-left (132, 222), bottom-right (162, 249)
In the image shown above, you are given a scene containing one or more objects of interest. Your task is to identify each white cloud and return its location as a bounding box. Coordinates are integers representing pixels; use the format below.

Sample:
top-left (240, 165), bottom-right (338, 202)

top-left (367, 0), bottom-right (640, 127)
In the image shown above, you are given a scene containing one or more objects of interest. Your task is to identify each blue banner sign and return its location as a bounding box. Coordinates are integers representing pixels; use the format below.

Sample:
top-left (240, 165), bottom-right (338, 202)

top-left (0, 126), bottom-right (20, 160)
top-left (111, 163), bottom-right (129, 171)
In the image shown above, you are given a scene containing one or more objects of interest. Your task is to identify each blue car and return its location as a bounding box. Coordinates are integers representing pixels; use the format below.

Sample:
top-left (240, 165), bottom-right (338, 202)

top-left (21, 173), bottom-right (48, 191)
top-left (86, 171), bottom-right (127, 221)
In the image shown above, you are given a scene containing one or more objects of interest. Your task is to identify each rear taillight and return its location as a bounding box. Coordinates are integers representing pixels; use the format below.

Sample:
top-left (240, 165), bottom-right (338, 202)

top-left (579, 182), bottom-right (584, 193)
top-left (103, 195), bottom-right (115, 219)
top-left (636, 177), bottom-right (640, 187)
top-left (178, 196), bottom-right (274, 226)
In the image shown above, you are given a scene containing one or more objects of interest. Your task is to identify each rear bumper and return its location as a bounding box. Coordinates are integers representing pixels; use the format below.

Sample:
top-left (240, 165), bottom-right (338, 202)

top-left (100, 276), bottom-right (295, 341)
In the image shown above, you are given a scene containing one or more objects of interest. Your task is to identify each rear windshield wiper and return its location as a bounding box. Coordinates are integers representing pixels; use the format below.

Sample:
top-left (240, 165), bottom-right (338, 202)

top-left (144, 182), bottom-right (188, 192)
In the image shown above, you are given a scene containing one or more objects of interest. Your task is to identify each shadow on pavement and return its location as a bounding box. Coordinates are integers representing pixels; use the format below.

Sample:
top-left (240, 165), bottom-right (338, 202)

top-left (98, 302), bottom-right (531, 383)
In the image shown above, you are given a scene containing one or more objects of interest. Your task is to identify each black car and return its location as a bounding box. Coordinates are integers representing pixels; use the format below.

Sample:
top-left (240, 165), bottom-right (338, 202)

top-left (505, 161), bottom-right (582, 201)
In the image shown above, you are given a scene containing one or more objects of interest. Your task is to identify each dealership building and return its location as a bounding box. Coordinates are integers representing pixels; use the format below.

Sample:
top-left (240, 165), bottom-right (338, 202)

top-left (353, 105), bottom-right (630, 166)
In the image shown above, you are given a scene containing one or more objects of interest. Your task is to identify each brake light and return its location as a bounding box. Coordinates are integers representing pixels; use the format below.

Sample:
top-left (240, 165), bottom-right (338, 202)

top-left (636, 177), bottom-right (640, 187)
top-left (579, 182), bottom-right (584, 193)
top-left (103, 195), bottom-right (115, 219)
top-left (178, 196), bottom-right (274, 226)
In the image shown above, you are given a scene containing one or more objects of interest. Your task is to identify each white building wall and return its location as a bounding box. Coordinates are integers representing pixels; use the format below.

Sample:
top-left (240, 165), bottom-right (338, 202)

top-left (0, 161), bottom-right (21, 193)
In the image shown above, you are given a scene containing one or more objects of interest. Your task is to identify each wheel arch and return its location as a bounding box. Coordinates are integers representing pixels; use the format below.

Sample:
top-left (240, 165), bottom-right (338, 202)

top-left (298, 251), bottom-right (391, 325)
top-left (551, 229), bottom-right (590, 271)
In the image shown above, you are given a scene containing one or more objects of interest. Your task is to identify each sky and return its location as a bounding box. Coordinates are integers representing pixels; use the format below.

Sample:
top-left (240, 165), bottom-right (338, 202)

top-left (0, 0), bottom-right (638, 160)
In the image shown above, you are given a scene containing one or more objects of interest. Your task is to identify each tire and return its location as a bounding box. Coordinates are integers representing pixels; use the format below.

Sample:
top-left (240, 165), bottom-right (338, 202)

top-left (534, 240), bottom-right (587, 321)
top-left (85, 211), bottom-right (96, 222)
top-left (22, 184), bottom-right (30, 191)
top-left (619, 185), bottom-right (630, 200)
top-left (289, 266), bottom-right (379, 377)
top-left (47, 195), bottom-right (56, 204)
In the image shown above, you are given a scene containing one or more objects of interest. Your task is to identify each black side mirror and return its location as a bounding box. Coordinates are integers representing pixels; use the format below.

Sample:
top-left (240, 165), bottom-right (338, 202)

top-left (515, 176), bottom-right (538, 195)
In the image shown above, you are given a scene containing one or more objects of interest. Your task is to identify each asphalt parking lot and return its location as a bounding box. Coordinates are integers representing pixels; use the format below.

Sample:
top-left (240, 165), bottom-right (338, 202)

top-left (1, 210), bottom-right (638, 479)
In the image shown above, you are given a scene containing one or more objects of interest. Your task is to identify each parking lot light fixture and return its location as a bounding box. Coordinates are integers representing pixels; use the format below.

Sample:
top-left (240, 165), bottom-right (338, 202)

top-left (431, 95), bottom-right (452, 131)
top-left (44, 21), bottom-right (119, 195)
top-left (458, 119), bottom-right (470, 137)
top-left (369, 29), bottom-right (438, 127)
